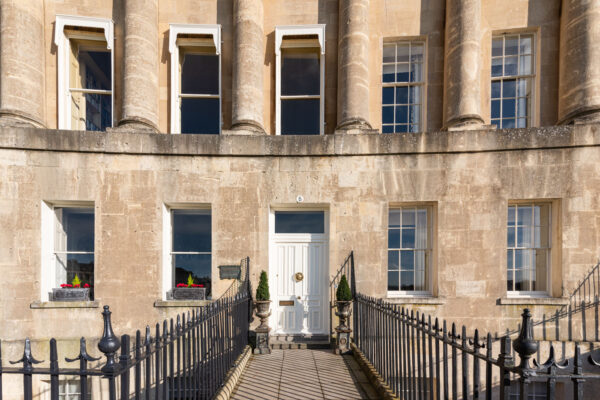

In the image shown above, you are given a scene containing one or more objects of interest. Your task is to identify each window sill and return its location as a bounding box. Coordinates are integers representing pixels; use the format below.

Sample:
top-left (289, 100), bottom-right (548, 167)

top-left (154, 300), bottom-right (212, 308)
top-left (384, 297), bottom-right (446, 305)
top-left (497, 297), bottom-right (569, 306)
top-left (30, 301), bottom-right (100, 309)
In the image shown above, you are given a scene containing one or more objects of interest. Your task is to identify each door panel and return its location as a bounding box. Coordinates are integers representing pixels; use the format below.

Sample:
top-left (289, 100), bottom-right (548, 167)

top-left (272, 239), bottom-right (327, 335)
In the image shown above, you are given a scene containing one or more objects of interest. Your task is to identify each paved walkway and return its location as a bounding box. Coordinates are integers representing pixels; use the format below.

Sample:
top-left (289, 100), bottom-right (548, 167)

top-left (231, 349), bottom-right (379, 400)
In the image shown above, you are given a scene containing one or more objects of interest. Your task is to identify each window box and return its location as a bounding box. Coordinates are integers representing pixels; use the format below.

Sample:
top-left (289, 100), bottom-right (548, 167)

top-left (51, 287), bottom-right (91, 302)
top-left (167, 287), bottom-right (206, 301)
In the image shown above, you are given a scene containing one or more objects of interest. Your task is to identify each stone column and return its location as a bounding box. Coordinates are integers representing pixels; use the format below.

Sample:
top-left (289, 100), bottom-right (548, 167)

top-left (0, 0), bottom-right (45, 127)
top-left (443, 0), bottom-right (484, 129)
top-left (231, 0), bottom-right (264, 133)
top-left (118, 0), bottom-right (159, 132)
top-left (558, 0), bottom-right (600, 124)
top-left (336, 0), bottom-right (371, 131)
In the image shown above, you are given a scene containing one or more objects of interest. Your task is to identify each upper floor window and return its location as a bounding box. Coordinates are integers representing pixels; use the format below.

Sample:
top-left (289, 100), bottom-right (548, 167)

top-left (491, 34), bottom-right (534, 129)
top-left (41, 202), bottom-right (95, 301)
top-left (388, 206), bottom-right (431, 295)
top-left (382, 41), bottom-right (424, 133)
top-left (163, 207), bottom-right (212, 299)
top-left (275, 25), bottom-right (326, 135)
top-left (169, 24), bottom-right (221, 134)
top-left (507, 203), bottom-right (550, 294)
top-left (55, 16), bottom-right (114, 131)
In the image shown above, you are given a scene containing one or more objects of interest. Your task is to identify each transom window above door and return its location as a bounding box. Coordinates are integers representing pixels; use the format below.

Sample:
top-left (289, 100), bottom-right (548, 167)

top-left (274, 211), bottom-right (325, 234)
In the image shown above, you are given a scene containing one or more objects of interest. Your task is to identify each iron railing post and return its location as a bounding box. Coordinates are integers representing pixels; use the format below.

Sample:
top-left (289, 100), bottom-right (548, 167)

top-left (498, 336), bottom-right (513, 400)
top-left (119, 334), bottom-right (131, 400)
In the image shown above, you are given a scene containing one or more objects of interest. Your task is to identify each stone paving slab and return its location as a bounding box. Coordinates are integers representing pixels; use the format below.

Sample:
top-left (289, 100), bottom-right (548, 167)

top-left (231, 349), bottom-right (379, 400)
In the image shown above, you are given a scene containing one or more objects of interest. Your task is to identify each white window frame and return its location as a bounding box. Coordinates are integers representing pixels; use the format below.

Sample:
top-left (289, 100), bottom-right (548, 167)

top-left (275, 25), bottom-right (326, 135)
top-left (40, 201), bottom-right (95, 302)
top-left (381, 39), bottom-right (427, 133)
top-left (162, 204), bottom-right (212, 300)
top-left (387, 206), bottom-right (433, 297)
top-left (169, 24), bottom-right (222, 134)
top-left (54, 15), bottom-right (114, 130)
top-left (491, 32), bottom-right (536, 129)
top-left (507, 202), bottom-right (551, 297)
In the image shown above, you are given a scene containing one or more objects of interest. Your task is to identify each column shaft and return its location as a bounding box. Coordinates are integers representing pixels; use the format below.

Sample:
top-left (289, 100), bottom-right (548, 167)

top-left (337, 0), bottom-right (371, 131)
top-left (558, 0), bottom-right (600, 124)
top-left (119, 0), bottom-right (159, 132)
top-left (0, 0), bottom-right (45, 127)
top-left (231, 0), bottom-right (264, 133)
top-left (444, 0), bottom-right (483, 129)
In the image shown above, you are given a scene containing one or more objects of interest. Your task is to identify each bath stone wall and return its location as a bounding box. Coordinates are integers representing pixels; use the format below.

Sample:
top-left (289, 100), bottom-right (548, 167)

top-left (0, 124), bottom-right (599, 343)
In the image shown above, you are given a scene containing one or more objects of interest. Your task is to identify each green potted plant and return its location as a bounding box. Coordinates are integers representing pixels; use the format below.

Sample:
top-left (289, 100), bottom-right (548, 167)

top-left (168, 273), bottom-right (207, 300)
top-left (335, 275), bottom-right (353, 330)
top-left (52, 274), bottom-right (92, 301)
top-left (254, 271), bottom-right (271, 330)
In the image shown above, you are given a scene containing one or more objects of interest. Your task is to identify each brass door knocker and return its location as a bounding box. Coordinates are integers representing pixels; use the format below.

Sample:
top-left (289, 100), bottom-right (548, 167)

top-left (294, 272), bottom-right (304, 282)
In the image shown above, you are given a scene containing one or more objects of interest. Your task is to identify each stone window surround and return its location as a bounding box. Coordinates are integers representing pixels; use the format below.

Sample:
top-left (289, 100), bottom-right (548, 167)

top-left (161, 203), bottom-right (212, 301)
top-left (490, 28), bottom-right (540, 128)
top-left (387, 202), bottom-right (437, 299)
top-left (54, 15), bottom-right (114, 130)
top-left (39, 200), bottom-right (95, 303)
top-left (381, 37), bottom-right (428, 134)
top-left (506, 199), bottom-right (562, 300)
top-left (275, 25), bottom-right (326, 136)
top-left (168, 24), bottom-right (222, 134)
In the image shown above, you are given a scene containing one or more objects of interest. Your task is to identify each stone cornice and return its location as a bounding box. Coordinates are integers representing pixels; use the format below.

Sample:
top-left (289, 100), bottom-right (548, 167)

top-left (0, 124), bottom-right (598, 157)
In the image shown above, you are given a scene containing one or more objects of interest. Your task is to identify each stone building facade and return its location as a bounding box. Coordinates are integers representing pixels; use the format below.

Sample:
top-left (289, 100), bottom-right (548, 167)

top-left (1, 1), bottom-right (600, 395)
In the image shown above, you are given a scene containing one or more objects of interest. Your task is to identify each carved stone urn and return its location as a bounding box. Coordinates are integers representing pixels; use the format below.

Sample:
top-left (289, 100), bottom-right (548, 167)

top-left (335, 300), bottom-right (352, 354)
top-left (254, 300), bottom-right (271, 354)
top-left (335, 300), bottom-right (352, 331)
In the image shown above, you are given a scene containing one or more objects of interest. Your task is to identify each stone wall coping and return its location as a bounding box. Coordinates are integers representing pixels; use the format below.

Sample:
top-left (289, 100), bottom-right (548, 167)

top-left (0, 124), bottom-right (598, 157)
top-left (30, 300), bottom-right (100, 309)
top-left (497, 297), bottom-right (570, 306)
top-left (154, 300), bottom-right (212, 307)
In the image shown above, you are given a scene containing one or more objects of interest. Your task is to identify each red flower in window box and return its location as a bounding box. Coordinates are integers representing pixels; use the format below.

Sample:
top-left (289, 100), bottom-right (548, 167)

top-left (53, 275), bottom-right (91, 302)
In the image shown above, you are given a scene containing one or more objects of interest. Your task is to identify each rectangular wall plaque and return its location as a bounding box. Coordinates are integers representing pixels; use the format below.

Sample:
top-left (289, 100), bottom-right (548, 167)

top-left (218, 265), bottom-right (241, 280)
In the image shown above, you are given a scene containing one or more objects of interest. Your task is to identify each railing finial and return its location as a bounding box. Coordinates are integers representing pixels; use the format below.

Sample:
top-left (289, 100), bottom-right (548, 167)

top-left (513, 308), bottom-right (538, 370)
top-left (98, 305), bottom-right (121, 374)
top-left (9, 338), bottom-right (43, 372)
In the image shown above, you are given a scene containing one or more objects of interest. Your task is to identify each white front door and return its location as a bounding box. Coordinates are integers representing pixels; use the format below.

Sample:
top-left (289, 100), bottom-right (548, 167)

top-left (270, 211), bottom-right (328, 335)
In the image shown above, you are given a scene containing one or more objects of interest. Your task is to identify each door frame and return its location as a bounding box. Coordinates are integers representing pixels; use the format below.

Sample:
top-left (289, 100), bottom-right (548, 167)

top-left (268, 206), bottom-right (330, 336)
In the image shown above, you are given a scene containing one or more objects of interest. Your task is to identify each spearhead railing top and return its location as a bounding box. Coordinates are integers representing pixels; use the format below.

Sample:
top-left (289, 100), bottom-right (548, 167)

top-left (9, 338), bottom-right (43, 372)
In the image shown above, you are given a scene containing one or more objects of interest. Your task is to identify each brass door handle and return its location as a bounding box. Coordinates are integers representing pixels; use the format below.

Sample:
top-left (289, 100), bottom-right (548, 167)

top-left (294, 272), bottom-right (304, 282)
top-left (297, 296), bottom-right (301, 300)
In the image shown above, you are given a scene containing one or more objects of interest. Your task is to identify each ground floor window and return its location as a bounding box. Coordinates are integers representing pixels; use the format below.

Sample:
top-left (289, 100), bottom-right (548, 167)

top-left (168, 208), bottom-right (212, 297)
top-left (388, 206), bottom-right (432, 295)
top-left (59, 379), bottom-right (91, 400)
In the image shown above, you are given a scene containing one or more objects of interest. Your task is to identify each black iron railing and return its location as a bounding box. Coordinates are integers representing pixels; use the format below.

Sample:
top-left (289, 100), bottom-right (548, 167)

top-left (354, 294), bottom-right (600, 400)
top-left (503, 260), bottom-right (600, 342)
top-left (1, 263), bottom-right (251, 400)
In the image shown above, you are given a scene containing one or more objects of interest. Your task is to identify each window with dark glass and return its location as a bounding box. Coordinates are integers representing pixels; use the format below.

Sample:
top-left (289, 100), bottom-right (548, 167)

top-left (179, 49), bottom-right (220, 134)
top-left (275, 211), bottom-right (325, 234)
top-left (171, 209), bottom-right (212, 296)
top-left (281, 48), bottom-right (321, 135)
top-left (54, 207), bottom-right (94, 296)
top-left (388, 207), bottom-right (430, 293)
top-left (69, 46), bottom-right (112, 131)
